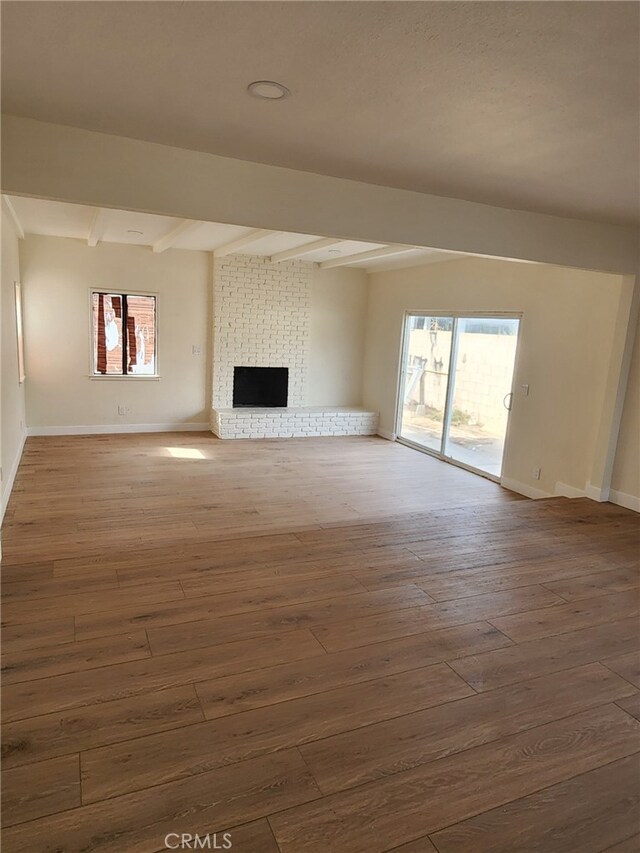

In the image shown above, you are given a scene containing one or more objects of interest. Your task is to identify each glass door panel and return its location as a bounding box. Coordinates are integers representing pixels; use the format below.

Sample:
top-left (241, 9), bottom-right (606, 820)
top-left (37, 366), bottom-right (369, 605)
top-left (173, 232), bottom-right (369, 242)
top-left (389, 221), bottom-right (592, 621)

top-left (398, 315), bottom-right (454, 453)
top-left (443, 317), bottom-right (520, 477)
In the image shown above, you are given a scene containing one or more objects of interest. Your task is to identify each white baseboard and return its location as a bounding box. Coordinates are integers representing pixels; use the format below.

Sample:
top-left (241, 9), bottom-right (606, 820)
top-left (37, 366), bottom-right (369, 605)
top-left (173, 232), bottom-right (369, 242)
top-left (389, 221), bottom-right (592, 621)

top-left (608, 489), bottom-right (640, 512)
top-left (585, 482), bottom-right (610, 502)
top-left (1, 428), bottom-right (27, 524)
top-left (377, 428), bottom-right (397, 441)
top-left (27, 423), bottom-right (210, 436)
top-left (554, 481), bottom-right (586, 499)
top-left (554, 480), bottom-right (638, 511)
top-left (500, 476), bottom-right (552, 500)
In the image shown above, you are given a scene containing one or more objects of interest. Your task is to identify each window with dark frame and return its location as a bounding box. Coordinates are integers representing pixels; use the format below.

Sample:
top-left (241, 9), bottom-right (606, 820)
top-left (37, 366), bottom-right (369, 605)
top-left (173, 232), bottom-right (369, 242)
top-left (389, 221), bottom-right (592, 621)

top-left (91, 292), bottom-right (157, 376)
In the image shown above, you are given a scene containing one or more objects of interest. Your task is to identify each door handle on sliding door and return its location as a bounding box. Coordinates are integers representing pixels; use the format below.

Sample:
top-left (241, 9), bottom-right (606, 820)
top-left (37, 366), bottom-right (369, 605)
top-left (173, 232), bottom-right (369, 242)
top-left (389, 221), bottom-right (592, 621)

top-left (503, 392), bottom-right (513, 411)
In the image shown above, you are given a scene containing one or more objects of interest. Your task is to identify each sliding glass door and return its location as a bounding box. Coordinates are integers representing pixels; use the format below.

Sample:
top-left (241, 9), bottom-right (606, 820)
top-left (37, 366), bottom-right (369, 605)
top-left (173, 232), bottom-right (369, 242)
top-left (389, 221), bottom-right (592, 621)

top-left (398, 315), bottom-right (453, 453)
top-left (398, 314), bottom-right (520, 480)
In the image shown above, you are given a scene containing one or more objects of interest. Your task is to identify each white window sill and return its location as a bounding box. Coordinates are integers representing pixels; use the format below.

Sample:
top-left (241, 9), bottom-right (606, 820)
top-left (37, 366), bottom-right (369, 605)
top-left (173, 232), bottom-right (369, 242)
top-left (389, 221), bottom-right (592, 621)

top-left (89, 375), bottom-right (161, 381)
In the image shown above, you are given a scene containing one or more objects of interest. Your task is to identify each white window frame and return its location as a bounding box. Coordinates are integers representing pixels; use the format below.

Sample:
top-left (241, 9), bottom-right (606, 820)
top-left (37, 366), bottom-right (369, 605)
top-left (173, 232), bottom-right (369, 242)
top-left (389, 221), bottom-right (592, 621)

top-left (89, 288), bottom-right (160, 380)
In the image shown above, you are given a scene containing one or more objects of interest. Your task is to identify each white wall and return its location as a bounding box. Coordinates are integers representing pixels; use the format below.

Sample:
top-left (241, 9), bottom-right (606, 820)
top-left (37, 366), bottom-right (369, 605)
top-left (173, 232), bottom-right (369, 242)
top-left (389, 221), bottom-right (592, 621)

top-left (363, 257), bottom-right (627, 497)
top-left (611, 317), bottom-right (640, 508)
top-left (1, 209), bottom-right (27, 519)
top-left (309, 267), bottom-right (367, 406)
top-left (21, 236), bottom-right (211, 430)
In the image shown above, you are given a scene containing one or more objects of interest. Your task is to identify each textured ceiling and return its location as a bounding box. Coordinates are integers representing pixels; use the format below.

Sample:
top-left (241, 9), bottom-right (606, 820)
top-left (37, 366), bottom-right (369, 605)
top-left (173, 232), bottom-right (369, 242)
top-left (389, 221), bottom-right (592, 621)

top-left (2, 1), bottom-right (638, 225)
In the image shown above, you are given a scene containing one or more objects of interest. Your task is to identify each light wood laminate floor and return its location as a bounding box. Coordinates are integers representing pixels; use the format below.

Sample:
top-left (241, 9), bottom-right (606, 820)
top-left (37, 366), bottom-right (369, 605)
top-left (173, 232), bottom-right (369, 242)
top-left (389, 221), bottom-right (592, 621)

top-left (1, 433), bottom-right (639, 853)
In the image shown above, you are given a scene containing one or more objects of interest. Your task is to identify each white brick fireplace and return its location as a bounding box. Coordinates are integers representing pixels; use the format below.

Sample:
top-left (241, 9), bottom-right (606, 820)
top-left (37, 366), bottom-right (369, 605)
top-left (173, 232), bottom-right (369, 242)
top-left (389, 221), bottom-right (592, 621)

top-left (210, 254), bottom-right (377, 439)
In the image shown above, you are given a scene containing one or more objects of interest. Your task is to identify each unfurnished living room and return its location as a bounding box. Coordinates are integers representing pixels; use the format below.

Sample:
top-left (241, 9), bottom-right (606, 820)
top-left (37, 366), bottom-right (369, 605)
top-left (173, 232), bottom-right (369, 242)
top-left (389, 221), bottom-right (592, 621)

top-left (1, 2), bottom-right (639, 852)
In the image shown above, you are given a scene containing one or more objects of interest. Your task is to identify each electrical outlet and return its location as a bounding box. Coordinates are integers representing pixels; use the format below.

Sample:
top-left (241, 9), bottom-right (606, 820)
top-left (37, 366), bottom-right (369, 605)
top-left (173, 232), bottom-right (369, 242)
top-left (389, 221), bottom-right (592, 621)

top-left (533, 467), bottom-right (541, 480)
top-left (521, 384), bottom-right (530, 396)
top-left (117, 406), bottom-right (130, 416)
top-left (192, 344), bottom-right (202, 356)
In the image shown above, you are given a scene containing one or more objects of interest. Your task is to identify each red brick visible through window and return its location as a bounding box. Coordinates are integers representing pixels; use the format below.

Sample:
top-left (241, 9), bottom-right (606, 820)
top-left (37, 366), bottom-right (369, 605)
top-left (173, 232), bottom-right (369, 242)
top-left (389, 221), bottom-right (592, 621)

top-left (93, 293), bottom-right (155, 375)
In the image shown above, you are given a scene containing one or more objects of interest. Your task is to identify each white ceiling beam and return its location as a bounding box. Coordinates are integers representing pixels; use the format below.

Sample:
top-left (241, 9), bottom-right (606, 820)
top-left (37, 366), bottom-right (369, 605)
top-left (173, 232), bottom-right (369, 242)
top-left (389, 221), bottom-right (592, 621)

top-left (5, 117), bottom-right (636, 273)
top-left (214, 228), bottom-right (278, 257)
top-left (152, 219), bottom-right (198, 253)
top-left (87, 208), bottom-right (106, 246)
top-left (2, 195), bottom-right (24, 239)
top-left (318, 244), bottom-right (417, 269)
top-left (270, 237), bottom-right (345, 263)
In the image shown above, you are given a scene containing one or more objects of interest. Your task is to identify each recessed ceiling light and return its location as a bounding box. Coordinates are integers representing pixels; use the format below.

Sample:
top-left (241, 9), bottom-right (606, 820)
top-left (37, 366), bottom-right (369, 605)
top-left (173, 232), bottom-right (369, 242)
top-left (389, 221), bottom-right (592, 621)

top-left (248, 80), bottom-right (290, 100)
top-left (127, 229), bottom-right (144, 236)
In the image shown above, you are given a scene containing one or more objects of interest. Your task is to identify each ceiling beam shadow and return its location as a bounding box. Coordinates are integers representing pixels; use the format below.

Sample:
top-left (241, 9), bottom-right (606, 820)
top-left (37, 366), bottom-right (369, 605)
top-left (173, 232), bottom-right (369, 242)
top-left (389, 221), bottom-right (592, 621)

top-left (214, 228), bottom-right (279, 257)
top-left (2, 195), bottom-right (25, 239)
top-left (270, 237), bottom-right (345, 263)
top-left (318, 244), bottom-right (417, 269)
top-left (153, 219), bottom-right (199, 253)
top-left (87, 208), bottom-right (107, 247)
